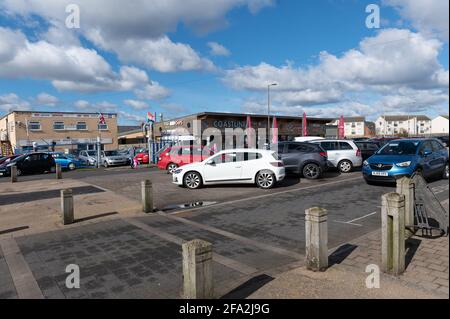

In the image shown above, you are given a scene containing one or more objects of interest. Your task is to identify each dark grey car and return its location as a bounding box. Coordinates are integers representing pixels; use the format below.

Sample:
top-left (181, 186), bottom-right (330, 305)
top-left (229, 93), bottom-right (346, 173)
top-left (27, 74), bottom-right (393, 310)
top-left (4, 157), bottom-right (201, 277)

top-left (278, 142), bottom-right (328, 179)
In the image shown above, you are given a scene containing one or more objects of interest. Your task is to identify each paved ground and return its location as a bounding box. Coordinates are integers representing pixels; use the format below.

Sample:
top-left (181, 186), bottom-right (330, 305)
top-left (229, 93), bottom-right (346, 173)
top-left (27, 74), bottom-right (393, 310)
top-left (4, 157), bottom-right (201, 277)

top-left (0, 167), bottom-right (448, 299)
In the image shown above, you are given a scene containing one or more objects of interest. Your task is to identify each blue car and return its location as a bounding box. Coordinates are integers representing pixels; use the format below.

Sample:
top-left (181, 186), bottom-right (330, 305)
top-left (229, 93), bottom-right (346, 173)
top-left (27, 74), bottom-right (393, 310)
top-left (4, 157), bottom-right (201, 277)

top-left (363, 138), bottom-right (449, 184)
top-left (49, 152), bottom-right (85, 170)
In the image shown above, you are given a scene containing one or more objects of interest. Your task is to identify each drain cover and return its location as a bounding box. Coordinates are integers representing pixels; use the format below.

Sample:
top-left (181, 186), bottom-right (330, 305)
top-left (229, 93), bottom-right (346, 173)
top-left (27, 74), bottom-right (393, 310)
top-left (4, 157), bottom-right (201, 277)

top-left (162, 201), bottom-right (217, 212)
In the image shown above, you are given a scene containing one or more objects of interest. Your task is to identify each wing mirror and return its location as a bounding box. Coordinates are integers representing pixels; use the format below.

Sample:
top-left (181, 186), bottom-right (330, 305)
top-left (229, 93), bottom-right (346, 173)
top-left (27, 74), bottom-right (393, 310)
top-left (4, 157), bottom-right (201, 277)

top-left (206, 160), bottom-right (216, 166)
top-left (423, 149), bottom-right (432, 157)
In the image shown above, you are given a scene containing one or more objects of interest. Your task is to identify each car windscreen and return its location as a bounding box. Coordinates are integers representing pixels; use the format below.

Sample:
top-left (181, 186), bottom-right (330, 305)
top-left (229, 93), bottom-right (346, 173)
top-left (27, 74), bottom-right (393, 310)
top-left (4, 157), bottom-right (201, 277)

top-left (87, 151), bottom-right (97, 156)
top-left (104, 151), bottom-right (119, 156)
top-left (377, 141), bottom-right (419, 156)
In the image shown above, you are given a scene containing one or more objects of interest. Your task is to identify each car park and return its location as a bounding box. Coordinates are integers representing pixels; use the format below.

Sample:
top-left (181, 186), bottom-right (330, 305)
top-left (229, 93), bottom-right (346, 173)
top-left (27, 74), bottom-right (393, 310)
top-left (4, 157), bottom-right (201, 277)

top-left (0, 152), bottom-right (55, 177)
top-left (101, 150), bottom-right (129, 167)
top-left (354, 141), bottom-right (381, 161)
top-left (157, 145), bottom-right (214, 174)
top-left (172, 149), bottom-right (285, 190)
top-left (49, 152), bottom-right (85, 170)
top-left (362, 138), bottom-right (449, 184)
top-left (78, 150), bottom-right (98, 166)
top-left (278, 142), bottom-right (328, 179)
top-left (310, 139), bottom-right (362, 173)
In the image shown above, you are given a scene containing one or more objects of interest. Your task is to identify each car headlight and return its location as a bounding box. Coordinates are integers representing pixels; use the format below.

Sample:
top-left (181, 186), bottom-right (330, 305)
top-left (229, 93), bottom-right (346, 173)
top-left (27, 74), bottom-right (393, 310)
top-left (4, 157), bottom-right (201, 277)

top-left (396, 161), bottom-right (411, 167)
top-left (363, 160), bottom-right (369, 166)
top-left (174, 169), bottom-right (183, 174)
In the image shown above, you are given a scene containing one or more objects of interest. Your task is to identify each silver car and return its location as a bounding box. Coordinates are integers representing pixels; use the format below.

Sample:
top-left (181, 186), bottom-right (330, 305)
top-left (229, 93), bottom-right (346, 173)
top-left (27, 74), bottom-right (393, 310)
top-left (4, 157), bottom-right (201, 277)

top-left (101, 150), bottom-right (128, 167)
top-left (78, 150), bottom-right (98, 166)
top-left (310, 139), bottom-right (362, 173)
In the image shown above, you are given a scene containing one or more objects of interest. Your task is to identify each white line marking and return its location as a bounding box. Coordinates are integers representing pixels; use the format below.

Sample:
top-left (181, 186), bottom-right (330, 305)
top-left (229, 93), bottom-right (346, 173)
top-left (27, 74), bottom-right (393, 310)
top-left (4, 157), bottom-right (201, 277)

top-left (332, 220), bottom-right (363, 227)
top-left (346, 211), bottom-right (378, 224)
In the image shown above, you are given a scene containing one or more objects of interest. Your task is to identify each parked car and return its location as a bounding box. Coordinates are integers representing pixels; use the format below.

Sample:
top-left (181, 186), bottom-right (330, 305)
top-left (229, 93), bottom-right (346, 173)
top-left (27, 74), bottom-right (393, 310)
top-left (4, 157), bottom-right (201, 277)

top-left (172, 149), bottom-right (285, 189)
top-left (0, 153), bottom-right (55, 177)
top-left (78, 150), bottom-right (98, 166)
top-left (278, 142), bottom-right (328, 179)
top-left (134, 151), bottom-right (149, 165)
top-left (362, 138), bottom-right (449, 184)
top-left (310, 140), bottom-right (362, 173)
top-left (101, 150), bottom-right (129, 167)
top-left (368, 137), bottom-right (400, 147)
top-left (294, 136), bottom-right (324, 142)
top-left (49, 152), bottom-right (84, 170)
top-left (0, 155), bottom-right (20, 166)
top-left (436, 135), bottom-right (449, 147)
top-left (157, 145), bottom-right (214, 174)
top-left (354, 141), bottom-right (381, 161)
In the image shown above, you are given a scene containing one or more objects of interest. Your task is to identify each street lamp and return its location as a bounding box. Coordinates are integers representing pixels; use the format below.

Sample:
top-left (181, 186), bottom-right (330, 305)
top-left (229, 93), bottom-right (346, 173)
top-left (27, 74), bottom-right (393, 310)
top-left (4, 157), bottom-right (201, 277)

top-left (267, 83), bottom-right (277, 144)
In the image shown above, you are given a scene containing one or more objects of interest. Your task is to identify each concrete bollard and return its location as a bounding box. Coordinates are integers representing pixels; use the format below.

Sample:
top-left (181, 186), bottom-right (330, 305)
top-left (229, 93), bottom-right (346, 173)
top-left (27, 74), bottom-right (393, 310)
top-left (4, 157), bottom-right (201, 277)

top-left (396, 177), bottom-right (414, 239)
top-left (10, 165), bottom-right (17, 183)
top-left (305, 207), bottom-right (328, 272)
top-left (60, 189), bottom-right (74, 225)
top-left (381, 192), bottom-right (406, 276)
top-left (141, 180), bottom-right (153, 213)
top-left (182, 239), bottom-right (213, 299)
top-left (56, 163), bottom-right (62, 179)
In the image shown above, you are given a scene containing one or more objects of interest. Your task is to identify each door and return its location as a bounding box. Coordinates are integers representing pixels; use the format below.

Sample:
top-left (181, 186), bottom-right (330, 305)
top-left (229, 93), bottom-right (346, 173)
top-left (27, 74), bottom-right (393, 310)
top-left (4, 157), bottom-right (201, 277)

top-left (21, 154), bottom-right (39, 174)
top-left (419, 141), bottom-right (437, 176)
top-left (431, 140), bottom-right (447, 172)
top-left (281, 144), bottom-right (308, 171)
top-left (203, 152), bottom-right (243, 182)
top-left (241, 152), bottom-right (263, 180)
top-left (338, 142), bottom-right (355, 161)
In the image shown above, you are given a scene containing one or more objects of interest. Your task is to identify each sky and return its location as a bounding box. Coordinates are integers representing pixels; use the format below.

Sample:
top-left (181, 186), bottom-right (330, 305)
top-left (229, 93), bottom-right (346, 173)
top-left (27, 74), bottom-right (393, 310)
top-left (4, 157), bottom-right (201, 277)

top-left (0, 0), bottom-right (448, 125)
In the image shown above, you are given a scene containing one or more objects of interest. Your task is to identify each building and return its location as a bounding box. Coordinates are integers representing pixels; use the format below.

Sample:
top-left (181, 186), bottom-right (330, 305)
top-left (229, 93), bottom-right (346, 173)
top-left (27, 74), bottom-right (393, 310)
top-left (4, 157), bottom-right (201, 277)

top-left (328, 117), bottom-right (376, 138)
top-left (431, 115), bottom-right (449, 135)
top-left (0, 111), bottom-right (118, 154)
top-left (118, 126), bottom-right (147, 149)
top-left (375, 115), bottom-right (431, 136)
top-left (153, 112), bottom-right (333, 146)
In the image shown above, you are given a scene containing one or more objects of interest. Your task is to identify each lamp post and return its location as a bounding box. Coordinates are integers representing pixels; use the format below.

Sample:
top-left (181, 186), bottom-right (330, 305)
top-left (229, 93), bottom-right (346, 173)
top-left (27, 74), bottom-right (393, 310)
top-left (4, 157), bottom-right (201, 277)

top-left (267, 83), bottom-right (277, 147)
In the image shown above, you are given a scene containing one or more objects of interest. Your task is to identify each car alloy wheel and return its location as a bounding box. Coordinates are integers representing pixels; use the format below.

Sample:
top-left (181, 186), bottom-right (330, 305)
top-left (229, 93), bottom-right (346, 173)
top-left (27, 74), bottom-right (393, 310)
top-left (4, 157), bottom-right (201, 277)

top-left (103, 161), bottom-right (109, 168)
top-left (256, 171), bottom-right (275, 189)
top-left (184, 172), bottom-right (202, 189)
top-left (16, 169), bottom-right (22, 176)
top-left (303, 163), bottom-right (320, 179)
top-left (338, 160), bottom-right (352, 173)
top-left (444, 163), bottom-right (449, 179)
top-left (167, 163), bottom-right (178, 174)
top-left (68, 163), bottom-right (76, 171)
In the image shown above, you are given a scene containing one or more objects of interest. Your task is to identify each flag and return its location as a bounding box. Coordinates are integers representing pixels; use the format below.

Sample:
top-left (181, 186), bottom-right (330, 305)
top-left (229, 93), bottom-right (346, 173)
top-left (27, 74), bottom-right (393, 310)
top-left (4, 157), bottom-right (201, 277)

top-left (246, 115), bottom-right (255, 148)
top-left (147, 112), bottom-right (155, 123)
top-left (272, 116), bottom-right (278, 145)
top-left (98, 113), bottom-right (106, 125)
top-left (338, 115), bottom-right (345, 139)
top-left (302, 112), bottom-right (308, 137)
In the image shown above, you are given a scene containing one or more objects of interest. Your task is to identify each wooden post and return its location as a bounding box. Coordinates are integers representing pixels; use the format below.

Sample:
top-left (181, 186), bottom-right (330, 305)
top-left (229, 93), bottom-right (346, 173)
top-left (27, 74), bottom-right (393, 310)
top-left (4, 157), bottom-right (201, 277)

top-left (396, 177), bottom-right (414, 239)
top-left (305, 207), bottom-right (328, 272)
top-left (60, 189), bottom-right (74, 225)
top-left (56, 163), bottom-right (62, 180)
top-left (10, 165), bottom-right (17, 183)
top-left (381, 192), bottom-right (406, 276)
top-left (182, 239), bottom-right (213, 299)
top-left (141, 180), bottom-right (153, 213)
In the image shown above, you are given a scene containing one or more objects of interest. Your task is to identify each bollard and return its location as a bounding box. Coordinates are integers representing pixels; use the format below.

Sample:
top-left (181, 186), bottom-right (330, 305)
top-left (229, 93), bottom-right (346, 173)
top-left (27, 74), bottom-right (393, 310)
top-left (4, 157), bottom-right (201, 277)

top-left (305, 207), bottom-right (328, 272)
top-left (56, 163), bottom-right (62, 180)
top-left (182, 239), bottom-right (213, 299)
top-left (141, 180), bottom-right (153, 213)
top-left (396, 177), bottom-right (414, 239)
top-left (381, 192), bottom-right (406, 276)
top-left (10, 165), bottom-right (17, 183)
top-left (60, 189), bottom-right (74, 225)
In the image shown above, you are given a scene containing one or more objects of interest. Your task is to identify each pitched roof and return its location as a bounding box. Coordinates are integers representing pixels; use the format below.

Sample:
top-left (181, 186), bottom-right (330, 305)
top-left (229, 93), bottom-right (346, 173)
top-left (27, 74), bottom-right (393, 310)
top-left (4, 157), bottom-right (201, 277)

top-left (382, 115), bottom-right (430, 121)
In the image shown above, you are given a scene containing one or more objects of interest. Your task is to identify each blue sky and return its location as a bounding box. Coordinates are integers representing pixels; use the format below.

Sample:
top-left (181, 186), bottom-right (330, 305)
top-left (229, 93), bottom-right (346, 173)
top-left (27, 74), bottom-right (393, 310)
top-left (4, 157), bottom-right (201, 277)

top-left (0, 0), bottom-right (448, 124)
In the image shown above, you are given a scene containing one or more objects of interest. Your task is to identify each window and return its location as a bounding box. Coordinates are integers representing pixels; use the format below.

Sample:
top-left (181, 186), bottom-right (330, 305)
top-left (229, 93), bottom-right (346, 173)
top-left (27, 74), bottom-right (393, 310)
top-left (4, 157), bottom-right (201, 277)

top-left (28, 121), bottom-right (41, 131)
top-left (419, 141), bottom-right (433, 155)
top-left (339, 142), bottom-right (353, 150)
top-left (77, 122), bottom-right (87, 130)
top-left (53, 122), bottom-right (65, 130)
top-left (431, 141), bottom-right (444, 152)
top-left (98, 124), bottom-right (108, 130)
top-left (245, 152), bottom-right (262, 161)
top-left (320, 142), bottom-right (339, 151)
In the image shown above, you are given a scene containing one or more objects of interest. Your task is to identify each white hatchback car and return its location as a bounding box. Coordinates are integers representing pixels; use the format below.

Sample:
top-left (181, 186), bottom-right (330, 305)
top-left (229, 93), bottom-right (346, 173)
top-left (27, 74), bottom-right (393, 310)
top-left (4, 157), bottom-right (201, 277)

top-left (172, 149), bottom-right (285, 189)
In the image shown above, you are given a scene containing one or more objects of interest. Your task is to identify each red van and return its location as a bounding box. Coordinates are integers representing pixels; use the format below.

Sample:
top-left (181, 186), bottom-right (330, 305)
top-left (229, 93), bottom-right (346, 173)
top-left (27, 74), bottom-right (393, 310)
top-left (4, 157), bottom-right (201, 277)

top-left (157, 145), bottom-right (214, 174)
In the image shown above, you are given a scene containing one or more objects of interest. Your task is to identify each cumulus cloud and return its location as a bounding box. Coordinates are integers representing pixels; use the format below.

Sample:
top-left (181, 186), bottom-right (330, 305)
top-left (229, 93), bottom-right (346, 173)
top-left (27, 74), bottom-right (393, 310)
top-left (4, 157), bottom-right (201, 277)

top-left (384, 0), bottom-right (449, 41)
top-left (207, 42), bottom-right (231, 56)
top-left (124, 100), bottom-right (150, 110)
top-left (35, 92), bottom-right (59, 106)
top-left (135, 82), bottom-right (171, 101)
top-left (0, 93), bottom-right (31, 112)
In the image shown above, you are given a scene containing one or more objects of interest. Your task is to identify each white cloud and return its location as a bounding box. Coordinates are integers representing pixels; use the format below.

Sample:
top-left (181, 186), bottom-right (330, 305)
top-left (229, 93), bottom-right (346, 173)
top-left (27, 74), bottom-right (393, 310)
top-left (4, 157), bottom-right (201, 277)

top-left (135, 82), bottom-right (171, 100)
top-left (124, 100), bottom-right (150, 110)
top-left (207, 42), bottom-right (231, 56)
top-left (74, 100), bottom-right (90, 109)
top-left (384, 0), bottom-right (449, 41)
top-left (35, 92), bottom-right (58, 106)
top-left (0, 93), bottom-right (31, 112)
top-left (117, 111), bottom-right (145, 123)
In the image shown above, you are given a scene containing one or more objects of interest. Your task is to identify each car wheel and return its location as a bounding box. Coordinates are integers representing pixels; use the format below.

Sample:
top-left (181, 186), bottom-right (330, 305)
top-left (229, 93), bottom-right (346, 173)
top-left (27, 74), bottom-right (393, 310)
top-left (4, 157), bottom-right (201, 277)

top-left (167, 163), bottom-right (178, 174)
top-left (50, 166), bottom-right (56, 173)
top-left (68, 163), bottom-right (76, 171)
top-left (183, 171), bottom-right (202, 189)
top-left (443, 163), bottom-right (449, 180)
top-left (103, 161), bottom-right (109, 168)
top-left (338, 160), bottom-right (353, 173)
top-left (302, 163), bottom-right (321, 180)
top-left (16, 168), bottom-right (22, 176)
top-left (256, 170), bottom-right (276, 189)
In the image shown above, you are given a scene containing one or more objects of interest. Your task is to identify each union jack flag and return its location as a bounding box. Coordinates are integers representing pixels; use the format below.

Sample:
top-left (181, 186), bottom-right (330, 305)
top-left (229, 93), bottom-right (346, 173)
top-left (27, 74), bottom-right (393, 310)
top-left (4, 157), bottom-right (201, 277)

top-left (98, 113), bottom-right (106, 125)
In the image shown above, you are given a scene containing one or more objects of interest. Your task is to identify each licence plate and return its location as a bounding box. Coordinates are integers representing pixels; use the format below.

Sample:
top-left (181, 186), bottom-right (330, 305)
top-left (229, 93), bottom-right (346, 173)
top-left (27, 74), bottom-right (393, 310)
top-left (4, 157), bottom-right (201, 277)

top-left (372, 171), bottom-right (388, 177)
